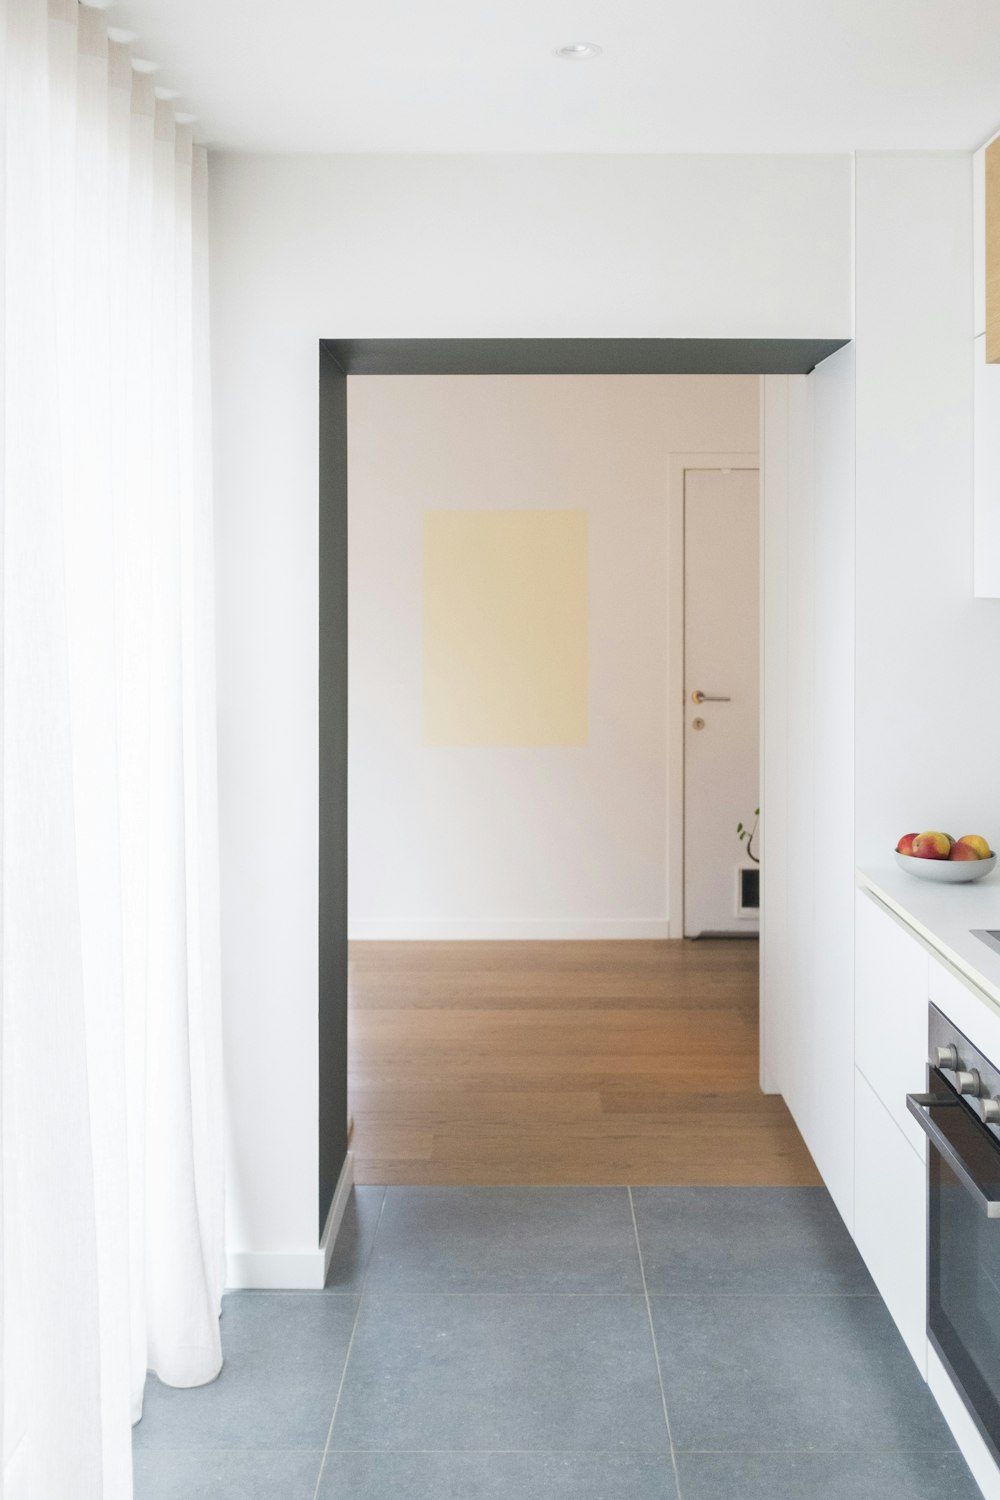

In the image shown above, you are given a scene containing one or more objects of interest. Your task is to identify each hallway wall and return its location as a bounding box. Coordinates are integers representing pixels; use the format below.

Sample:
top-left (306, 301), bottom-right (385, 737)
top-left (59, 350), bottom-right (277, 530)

top-left (760, 353), bottom-right (856, 1227)
top-left (348, 373), bottom-right (757, 940)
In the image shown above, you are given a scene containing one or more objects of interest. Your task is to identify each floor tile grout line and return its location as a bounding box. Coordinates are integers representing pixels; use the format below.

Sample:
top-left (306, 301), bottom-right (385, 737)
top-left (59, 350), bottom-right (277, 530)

top-left (318, 1446), bottom-right (678, 1456)
top-left (135, 1443), bottom-right (963, 1460)
top-left (629, 1186), bottom-right (684, 1500)
top-left (310, 1300), bottom-right (363, 1500)
top-left (359, 1188), bottom-right (390, 1301)
top-left (311, 1190), bottom-right (389, 1500)
top-left (355, 1186), bottom-right (390, 1296)
top-left (297, 1442), bottom-right (964, 1456)
top-left (330, 1290), bottom-right (879, 1299)
top-left (647, 1446), bottom-right (965, 1455)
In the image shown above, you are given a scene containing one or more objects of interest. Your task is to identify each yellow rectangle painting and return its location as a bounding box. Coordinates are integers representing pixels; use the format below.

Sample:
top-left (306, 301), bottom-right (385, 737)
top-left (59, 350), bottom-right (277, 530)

top-left (423, 509), bottom-right (588, 746)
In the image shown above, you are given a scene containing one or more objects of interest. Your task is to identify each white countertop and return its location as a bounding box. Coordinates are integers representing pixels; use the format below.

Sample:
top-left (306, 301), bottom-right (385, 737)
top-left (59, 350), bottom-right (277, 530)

top-left (857, 863), bottom-right (1000, 1012)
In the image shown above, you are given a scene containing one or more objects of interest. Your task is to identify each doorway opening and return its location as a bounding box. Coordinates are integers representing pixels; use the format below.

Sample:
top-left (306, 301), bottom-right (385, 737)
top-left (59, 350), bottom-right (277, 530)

top-left (669, 458), bottom-right (760, 938)
top-left (319, 339), bottom-right (846, 1219)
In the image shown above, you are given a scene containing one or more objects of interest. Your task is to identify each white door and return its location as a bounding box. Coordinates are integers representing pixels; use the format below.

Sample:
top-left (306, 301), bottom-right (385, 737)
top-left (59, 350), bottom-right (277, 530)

top-left (683, 467), bottom-right (760, 937)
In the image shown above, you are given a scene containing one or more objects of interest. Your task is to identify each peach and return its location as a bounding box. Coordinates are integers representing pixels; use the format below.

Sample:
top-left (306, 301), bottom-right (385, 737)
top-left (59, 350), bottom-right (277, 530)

top-left (896, 833), bottom-right (919, 856)
top-left (955, 835), bottom-right (992, 860)
top-left (912, 831), bottom-right (952, 860)
top-left (949, 841), bottom-right (982, 861)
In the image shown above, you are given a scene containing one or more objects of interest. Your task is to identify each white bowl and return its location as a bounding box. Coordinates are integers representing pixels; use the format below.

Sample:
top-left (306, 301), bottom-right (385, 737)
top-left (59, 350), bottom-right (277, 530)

top-left (894, 850), bottom-right (997, 883)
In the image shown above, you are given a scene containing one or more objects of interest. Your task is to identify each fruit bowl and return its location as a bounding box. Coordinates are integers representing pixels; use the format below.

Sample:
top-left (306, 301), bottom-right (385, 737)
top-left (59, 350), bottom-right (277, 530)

top-left (894, 851), bottom-right (997, 883)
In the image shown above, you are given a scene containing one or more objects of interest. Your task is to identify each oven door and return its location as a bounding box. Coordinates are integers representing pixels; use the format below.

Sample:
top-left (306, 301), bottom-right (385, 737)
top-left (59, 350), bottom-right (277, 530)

top-left (908, 1081), bottom-right (1000, 1464)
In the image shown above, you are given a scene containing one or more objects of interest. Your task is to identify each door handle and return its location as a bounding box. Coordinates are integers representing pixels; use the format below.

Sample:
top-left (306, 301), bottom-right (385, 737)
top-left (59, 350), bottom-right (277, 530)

top-left (691, 690), bottom-right (731, 704)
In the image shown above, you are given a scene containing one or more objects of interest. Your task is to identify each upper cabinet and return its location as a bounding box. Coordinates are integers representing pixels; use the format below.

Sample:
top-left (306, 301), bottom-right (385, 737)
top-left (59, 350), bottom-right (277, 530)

top-left (974, 134), bottom-right (1000, 597)
top-left (975, 146), bottom-right (986, 339)
top-left (974, 335), bottom-right (1000, 596)
top-left (986, 138), bottom-right (1000, 359)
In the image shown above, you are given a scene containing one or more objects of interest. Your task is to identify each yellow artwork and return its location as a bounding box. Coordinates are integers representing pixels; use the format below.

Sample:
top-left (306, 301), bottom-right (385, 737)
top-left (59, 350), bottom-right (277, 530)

top-left (423, 509), bottom-right (588, 746)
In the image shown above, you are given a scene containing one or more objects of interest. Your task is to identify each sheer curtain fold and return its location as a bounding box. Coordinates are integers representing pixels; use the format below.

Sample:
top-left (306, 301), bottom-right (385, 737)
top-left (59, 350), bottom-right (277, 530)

top-left (1, 2), bottom-right (224, 1496)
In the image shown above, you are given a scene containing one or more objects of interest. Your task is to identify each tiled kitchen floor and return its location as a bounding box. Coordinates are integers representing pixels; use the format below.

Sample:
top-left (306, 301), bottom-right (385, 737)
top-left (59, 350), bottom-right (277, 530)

top-left (133, 1187), bottom-right (981, 1500)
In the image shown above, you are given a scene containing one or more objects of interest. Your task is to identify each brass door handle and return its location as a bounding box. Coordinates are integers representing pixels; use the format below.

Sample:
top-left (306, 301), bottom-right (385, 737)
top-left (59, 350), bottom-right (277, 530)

top-left (691, 690), bottom-right (731, 704)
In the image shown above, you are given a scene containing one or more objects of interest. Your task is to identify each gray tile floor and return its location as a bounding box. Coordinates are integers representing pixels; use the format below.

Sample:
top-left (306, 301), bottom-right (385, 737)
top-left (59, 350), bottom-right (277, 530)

top-left (133, 1187), bottom-right (982, 1500)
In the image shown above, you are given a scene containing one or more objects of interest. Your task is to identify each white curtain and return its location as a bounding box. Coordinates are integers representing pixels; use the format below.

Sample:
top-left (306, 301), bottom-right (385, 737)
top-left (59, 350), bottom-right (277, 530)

top-left (1, 1), bottom-right (225, 1496)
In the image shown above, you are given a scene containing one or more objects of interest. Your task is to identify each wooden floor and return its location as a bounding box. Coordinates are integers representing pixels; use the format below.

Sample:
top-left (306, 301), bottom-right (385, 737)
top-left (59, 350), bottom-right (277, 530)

top-left (348, 939), bottom-right (820, 1187)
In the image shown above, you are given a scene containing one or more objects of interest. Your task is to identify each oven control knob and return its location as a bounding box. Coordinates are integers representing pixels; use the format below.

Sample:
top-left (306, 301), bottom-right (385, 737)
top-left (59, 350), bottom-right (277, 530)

top-left (934, 1044), bottom-right (959, 1070)
top-left (980, 1098), bottom-right (1000, 1124)
top-left (956, 1069), bottom-right (983, 1097)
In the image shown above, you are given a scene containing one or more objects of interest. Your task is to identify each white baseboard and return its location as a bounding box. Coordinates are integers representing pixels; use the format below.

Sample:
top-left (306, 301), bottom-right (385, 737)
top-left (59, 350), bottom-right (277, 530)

top-left (226, 1151), bottom-right (354, 1291)
top-left (348, 919), bottom-right (673, 941)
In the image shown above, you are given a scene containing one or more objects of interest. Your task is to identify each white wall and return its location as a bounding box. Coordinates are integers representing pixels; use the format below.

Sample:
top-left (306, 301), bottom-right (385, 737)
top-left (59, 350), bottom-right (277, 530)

top-left (210, 151), bottom-right (853, 1267)
top-left (348, 374), bottom-right (758, 939)
top-left (761, 349), bottom-right (856, 1224)
top-left (212, 154), bottom-right (852, 341)
top-left (854, 153), bottom-right (1000, 863)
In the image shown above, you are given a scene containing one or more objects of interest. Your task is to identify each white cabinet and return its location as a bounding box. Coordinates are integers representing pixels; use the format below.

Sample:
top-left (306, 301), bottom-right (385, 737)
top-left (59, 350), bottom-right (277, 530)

top-left (974, 136), bottom-right (1000, 597)
top-left (854, 878), bottom-right (1000, 1490)
top-left (855, 890), bottom-right (929, 1155)
top-left (929, 953), bottom-right (1000, 1070)
top-left (974, 334), bottom-right (1000, 598)
top-left (854, 1068), bottom-right (927, 1372)
top-left (853, 890), bottom-right (928, 1374)
top-left (976, 142), bottom-right (986, 340)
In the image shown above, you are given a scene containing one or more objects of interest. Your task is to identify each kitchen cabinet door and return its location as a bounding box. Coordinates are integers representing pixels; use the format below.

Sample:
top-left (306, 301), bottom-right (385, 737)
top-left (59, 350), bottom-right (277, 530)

top-left (976, 134), bottom-right (1000, 596)
top-left (855, 889), bottom-right (929, 1156)
top-left (928, 953), bottom-right (1000, 1072)
top-left (974, 334), bottom-right (1000, 599)
top-left (854, 1068), bottom-right (927, 1373)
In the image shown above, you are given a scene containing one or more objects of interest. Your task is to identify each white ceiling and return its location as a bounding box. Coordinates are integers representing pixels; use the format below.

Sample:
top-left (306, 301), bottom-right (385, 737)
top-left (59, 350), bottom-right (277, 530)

top-left (109, 0), bottom-right (1000, 154)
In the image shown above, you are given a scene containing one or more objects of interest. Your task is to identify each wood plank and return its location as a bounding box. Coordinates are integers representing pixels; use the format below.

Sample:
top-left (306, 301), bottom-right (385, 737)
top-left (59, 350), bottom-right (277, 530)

top-left (348, 938), bottom-right (820, 1187)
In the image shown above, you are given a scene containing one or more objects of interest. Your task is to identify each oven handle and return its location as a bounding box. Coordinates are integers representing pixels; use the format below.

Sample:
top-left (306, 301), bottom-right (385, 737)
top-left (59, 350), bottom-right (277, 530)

top-left (907, 1091), bottom-right (1000, 1218)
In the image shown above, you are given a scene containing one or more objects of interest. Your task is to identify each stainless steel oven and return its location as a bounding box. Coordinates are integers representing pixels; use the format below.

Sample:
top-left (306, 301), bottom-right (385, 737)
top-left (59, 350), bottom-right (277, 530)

top-left (908, 1004), bottom-right (1000, 1465)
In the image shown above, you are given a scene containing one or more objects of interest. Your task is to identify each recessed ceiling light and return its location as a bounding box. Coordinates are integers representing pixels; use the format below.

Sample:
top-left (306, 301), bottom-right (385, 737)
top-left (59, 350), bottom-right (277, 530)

top-left (555, 42), bottom-right (602, 61)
